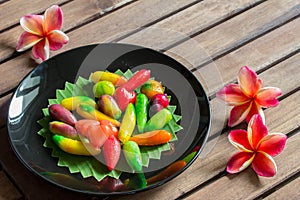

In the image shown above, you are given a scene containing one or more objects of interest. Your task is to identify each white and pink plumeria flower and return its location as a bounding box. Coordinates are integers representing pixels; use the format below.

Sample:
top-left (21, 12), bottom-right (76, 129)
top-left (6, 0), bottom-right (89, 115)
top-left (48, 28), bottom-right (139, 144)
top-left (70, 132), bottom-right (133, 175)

top-left (16, 5), bottom-right (69, 61)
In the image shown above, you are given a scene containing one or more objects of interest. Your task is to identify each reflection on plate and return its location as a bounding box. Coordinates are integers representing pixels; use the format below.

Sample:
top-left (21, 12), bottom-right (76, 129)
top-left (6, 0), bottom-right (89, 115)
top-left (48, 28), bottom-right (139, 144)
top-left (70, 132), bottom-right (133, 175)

top-left (7, 43), bottom-right (210, 195)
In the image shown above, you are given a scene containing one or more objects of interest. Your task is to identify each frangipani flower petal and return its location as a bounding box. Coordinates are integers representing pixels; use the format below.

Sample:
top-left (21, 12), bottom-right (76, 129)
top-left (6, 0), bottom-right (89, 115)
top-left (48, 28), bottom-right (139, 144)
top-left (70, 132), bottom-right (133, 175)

top-left (16, 32), bottom-right (43, 51)
top-left (228, 130), bottom-right (252, 151)
top-left (256, 87), bottom-right (282, 108)
top-left (228, 102), bottom-right (252, 127)
top-left (20, 15), bottom-right (43, 36)
top-left (238, 66), bottom-right (262, 97)
top-left (44, 5), bottom-right (63, 33)
top-left (227, 152), bottom-right (255, 174)
top-left (247, 114), bottom-right (268, 150)
top-left (47, 30), bottom-right (69, 50)
top-left (252, 152), bottom-right (277, 177)
top-left (32, 39), bottom-right (49, 61)
top-left (258, 133), bottom-right (287, 156)
top-left (216, 84), bottom-right (250, 106)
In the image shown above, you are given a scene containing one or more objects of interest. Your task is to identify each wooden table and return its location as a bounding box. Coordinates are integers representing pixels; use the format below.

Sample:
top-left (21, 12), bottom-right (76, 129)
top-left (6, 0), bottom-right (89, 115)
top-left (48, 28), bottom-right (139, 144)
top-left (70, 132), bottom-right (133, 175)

top-left (0, 0), bottom-right (299, 199)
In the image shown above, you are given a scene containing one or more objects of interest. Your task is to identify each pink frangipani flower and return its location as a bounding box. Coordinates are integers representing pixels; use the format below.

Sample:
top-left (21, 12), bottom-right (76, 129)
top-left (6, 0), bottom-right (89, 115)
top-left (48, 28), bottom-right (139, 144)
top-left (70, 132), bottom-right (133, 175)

top-left (217, 66), bottom-right (282, 127)
top-left (16, 5), bottom-right (69, 61)
top-left (227, 114), bottom-right (287, 177)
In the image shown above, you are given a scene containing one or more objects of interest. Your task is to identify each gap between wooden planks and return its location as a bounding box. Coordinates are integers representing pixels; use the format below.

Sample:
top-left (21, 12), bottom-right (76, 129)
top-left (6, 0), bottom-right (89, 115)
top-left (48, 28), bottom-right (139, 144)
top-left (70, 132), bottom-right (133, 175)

top-left (0, 0), bottom-right (137, 62)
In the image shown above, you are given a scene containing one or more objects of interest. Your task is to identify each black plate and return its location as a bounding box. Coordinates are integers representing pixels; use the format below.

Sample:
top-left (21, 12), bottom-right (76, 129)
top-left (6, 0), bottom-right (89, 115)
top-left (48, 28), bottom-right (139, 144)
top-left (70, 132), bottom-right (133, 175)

top-left (7, 43), bottom-right (211, 195)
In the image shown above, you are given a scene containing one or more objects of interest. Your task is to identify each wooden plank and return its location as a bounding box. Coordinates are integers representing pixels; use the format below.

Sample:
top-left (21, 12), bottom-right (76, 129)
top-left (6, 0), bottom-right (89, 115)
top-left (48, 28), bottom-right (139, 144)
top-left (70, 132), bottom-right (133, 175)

top-left (193, 17), bottom-right (300, 96)
top-left (111, 72), bottom-right (300, 200)
top-left (0, 0), bottom-right (198, 95)
top-left (186, 129), bottom-right (300, 200)
top-left (0, 0), bottom-right (69, 31)
top-left (264, 176), bottom-right (300, 200)
top-left (0, 0), bottom-right (135, 62)
top-left (120, 0), bottom-right (263, 49)
top-left (168, 0), bottom-right (300, 70)
top-left (0, 171), bottom-right (22, 199)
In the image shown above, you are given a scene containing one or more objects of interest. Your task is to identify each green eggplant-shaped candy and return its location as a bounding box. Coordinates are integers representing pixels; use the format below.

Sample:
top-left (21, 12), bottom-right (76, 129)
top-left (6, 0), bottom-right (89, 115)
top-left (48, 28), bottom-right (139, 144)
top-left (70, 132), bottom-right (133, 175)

top-left (118, 103), bottom-right (136, 143)
top-left (123, 141), bottom-right (142, 172)
top-left (49, 121), bottom-right (79, 140)
top-left (98, 94), bottom-right (122, 119)
top-left (125, 173), bottom-right (147, 189)
top-left (144, 108), bottom-right (172, 132)
top-left (135, 93), bottom-right (149, 133)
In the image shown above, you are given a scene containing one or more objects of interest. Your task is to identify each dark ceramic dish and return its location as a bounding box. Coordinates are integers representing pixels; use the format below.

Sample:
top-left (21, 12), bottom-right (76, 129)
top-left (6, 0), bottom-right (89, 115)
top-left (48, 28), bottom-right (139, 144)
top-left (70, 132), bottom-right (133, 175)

top-left (7, 43), bottom-right (211, 195)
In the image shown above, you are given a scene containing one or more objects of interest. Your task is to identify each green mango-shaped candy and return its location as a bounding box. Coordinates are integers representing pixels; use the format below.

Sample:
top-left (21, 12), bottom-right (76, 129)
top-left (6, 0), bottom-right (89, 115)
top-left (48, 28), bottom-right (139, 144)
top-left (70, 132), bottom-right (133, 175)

top-left (144, 108), bottom-right (172, 132)
top-left (123, 141), bottom-right (142, 172)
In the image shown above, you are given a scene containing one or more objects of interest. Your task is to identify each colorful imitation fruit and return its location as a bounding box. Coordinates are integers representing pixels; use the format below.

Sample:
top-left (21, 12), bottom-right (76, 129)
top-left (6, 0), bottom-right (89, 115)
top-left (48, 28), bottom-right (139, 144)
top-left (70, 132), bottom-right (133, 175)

top-left (120, 69), bottom-right (151, 92)
top-left (99, 120), bottom-right (119, 137)
top-left (76, 103), bottom-right (120, 127)
top-left (90, 71), bottom-right (127, 86)
top-left (123, 141), bottom-right (143, 172)
top-left (45, 69), bottom-right (182, 185)
top-left (98, 177), bottom-right (126, 192)
top-left (49, 104), bottom-right (77, 126)
top-left (144, 108), bottom-right (172, 132)
top-left (75, 119), bottom-right (118, 149)
top-left (151, 94), bottom-right (169, 109)
top-left (49, 121), bottom-right (78, 140)
top-left (118, 103), bottom-right (136, 143)
top-left (61, 96), bottom-right (97, 111)
top-left (146, 160), bottom-right (186, 185)
top-left (114, 69), bottom-right (150, 111)
top-left (113, 87), bottom-right (136, 111)
top-left (135, 93), bottom-right (149, 133)
top-left (52, 134), bottom-right (101, 156)
top-left (140, 80), bottom-right (164, 99)
top-left (129, 130), bottom-right (172, 146)
top-left (103, 135), bottom-right (121, 171)
top-left (125, 173), bottom-right (146, 189)
top-left (93, 81), bottom-right (115, 98)
top-left (98, 95), bottom-right (122, 119)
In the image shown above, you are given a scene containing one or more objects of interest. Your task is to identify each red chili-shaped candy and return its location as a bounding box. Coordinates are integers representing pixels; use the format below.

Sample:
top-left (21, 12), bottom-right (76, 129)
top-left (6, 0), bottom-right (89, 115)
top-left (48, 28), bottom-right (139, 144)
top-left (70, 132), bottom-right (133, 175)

top-left (103, 135), bottom-right (121, 171)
